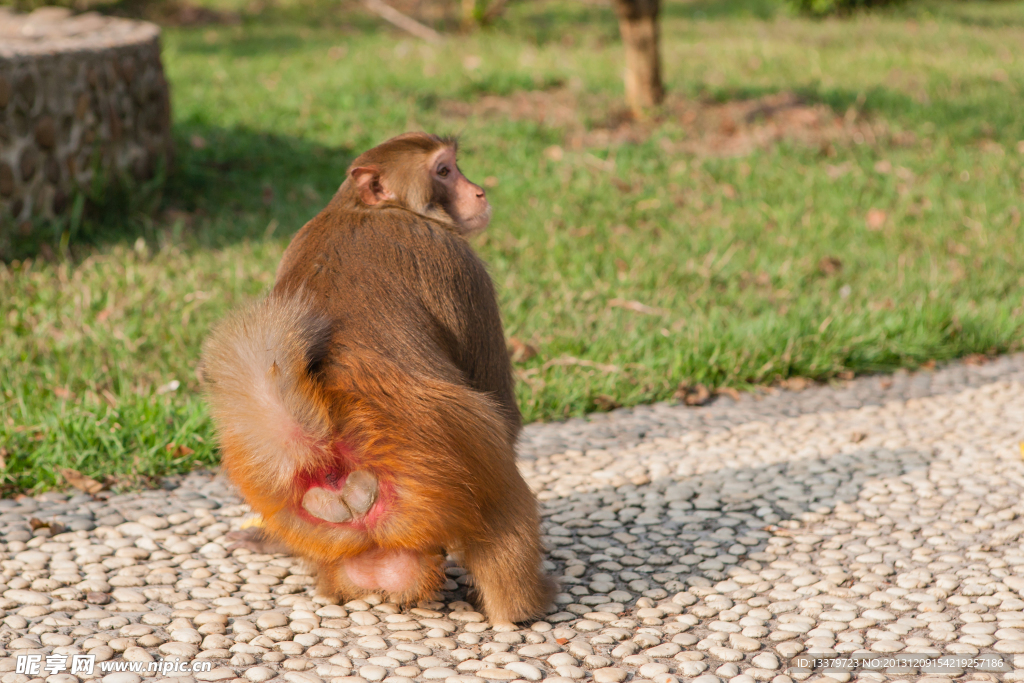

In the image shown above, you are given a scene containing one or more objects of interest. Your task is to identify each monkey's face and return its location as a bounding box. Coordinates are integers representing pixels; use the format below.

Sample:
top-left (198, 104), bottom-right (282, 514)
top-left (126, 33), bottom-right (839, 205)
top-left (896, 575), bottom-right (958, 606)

top-left (430, 147), bottom-right (492, 236)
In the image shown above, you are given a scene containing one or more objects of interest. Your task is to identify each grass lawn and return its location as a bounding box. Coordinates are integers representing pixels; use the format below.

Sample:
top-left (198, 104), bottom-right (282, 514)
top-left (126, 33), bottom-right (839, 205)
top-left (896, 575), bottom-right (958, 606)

top-left (2, 0), bottom-right (1023, 492)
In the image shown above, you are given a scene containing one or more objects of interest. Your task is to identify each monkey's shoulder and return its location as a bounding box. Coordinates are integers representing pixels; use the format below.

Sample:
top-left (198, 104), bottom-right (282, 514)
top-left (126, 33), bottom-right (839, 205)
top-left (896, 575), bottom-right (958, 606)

top-left (279, 209), bottom-right (490, 296)
top-left (379, 211), bottom-right (467, 246)
top-left (360, 214), bottom-right (486, 271)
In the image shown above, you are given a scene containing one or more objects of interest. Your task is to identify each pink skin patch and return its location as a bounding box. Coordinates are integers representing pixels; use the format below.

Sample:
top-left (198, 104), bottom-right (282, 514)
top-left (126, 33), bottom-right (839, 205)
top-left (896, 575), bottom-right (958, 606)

top-left (290, 446), bottom-right (422, 594)
top-left (292, 442), bottom-right (396, 531)
top-left (345, 548), bottom-right (422, 593)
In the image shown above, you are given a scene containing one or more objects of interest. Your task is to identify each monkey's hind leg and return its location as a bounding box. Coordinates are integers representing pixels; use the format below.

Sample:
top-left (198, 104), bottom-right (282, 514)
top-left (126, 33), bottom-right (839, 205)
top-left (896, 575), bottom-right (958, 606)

top-left (462, 510), bottom-right (555, 624)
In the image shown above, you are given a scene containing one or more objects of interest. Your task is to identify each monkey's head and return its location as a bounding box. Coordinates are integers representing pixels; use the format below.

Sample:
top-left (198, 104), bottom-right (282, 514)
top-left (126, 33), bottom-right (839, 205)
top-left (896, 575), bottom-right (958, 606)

top-left (344, 132), bottom-right (492, 236)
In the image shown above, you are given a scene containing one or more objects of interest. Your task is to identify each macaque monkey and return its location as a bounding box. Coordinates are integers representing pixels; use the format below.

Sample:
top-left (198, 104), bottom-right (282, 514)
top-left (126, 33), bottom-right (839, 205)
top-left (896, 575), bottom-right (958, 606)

top-left (202, 133), bottom-right (552, 623)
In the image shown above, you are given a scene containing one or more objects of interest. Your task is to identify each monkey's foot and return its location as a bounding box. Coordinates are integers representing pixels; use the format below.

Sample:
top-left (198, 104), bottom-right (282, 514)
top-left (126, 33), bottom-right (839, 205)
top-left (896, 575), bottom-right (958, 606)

top-left (225, 527), bottom-right (291, 554)
top-left (301, 469), bottom-right (379, 524)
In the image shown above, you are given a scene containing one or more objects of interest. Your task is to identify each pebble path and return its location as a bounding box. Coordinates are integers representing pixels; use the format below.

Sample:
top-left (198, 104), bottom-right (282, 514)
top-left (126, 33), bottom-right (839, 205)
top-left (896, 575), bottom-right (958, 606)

top-left (3, 354), bottom-right (1024, 683)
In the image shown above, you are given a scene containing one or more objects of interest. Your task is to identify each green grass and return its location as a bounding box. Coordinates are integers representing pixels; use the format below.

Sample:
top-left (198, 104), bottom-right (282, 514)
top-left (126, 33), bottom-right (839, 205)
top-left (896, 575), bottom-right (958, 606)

top-left (2, 0), bottom-right (1024, 492)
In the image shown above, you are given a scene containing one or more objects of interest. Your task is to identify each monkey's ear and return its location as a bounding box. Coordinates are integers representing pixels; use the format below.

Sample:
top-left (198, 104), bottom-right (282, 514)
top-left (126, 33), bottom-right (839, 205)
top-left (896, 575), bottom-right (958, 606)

top-left (351, 167), bottom-right (390, 206)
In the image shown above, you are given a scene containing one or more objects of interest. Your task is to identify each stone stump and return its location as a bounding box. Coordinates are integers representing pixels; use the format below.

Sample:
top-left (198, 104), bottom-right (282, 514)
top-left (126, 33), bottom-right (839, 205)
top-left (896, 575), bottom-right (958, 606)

top-left (0, 7), bottom-right (173, 232)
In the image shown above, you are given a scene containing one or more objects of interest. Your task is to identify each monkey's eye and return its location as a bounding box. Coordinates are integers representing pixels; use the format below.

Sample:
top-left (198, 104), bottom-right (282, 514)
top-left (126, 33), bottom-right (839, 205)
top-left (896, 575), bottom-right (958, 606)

top-left (437, 166), bottom-right (450, 178)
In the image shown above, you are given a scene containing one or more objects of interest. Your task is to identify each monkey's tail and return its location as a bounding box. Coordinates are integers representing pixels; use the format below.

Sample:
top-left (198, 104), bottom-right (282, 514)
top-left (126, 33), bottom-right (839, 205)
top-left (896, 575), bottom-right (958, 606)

top-left (201, 292), bottom-right (335, 497)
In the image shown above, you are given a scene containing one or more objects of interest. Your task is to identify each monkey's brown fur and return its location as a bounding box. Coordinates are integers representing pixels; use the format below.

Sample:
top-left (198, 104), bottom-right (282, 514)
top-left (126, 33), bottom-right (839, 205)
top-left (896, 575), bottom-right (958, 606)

top-left (203, 133), bottom-right (552, 622)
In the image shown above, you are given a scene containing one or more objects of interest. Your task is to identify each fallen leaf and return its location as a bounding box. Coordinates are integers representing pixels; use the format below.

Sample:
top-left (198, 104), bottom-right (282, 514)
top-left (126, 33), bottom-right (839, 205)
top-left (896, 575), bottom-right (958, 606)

top-left (611, 177), bottom-right (632, 193)
top-left (826, 162), bottom-right (852, 180)
top-left (0, 447), bottom-right (6, 470)
top-left (101, 389), bottom-right (118, 409)
top-left (716, 387), bottom-right (741, 401)
top-left (593, 394), bottom-right (621, 411)
top-left (818, 256), bottom-right (842, 276)
top-left (920, 359), bottom-right (936, 370)
top-left (837, 370), bottom-right (855, 380)
top-left (543, 357), bottom-right (620, 374)
top-left (781, 377), bottom-right (810, 391)
top-left (59, 467), bottom-right (105, 494)
top-left (556, 638), bottom-right (569, 645)
top-left (980, 139), bottom-right (1004, 155)
top-left (674, 382), bottom-right (711, 406)
top-left (947, 240), bottom-right (970, 256)
top-left (866, 208), bottom-right (887, 231)
top-left (608, 298), bottom-right (669, 316)
top-left (163, 209), bottom-right (195, 228)
top-left (507, 337), bottom-right (538, 364)
top-left (850, 432), bottom-right (867, 443)
top-left (167, 443), bottom-right (195, 458)
top-left (869, 298), bottom-right (895, 311)
top-left (963, 354), bottom-right (989, 366)
top-left (572, 226), bottom-right (595, 238)
top-left (29, 517), bottom-right (67, 534)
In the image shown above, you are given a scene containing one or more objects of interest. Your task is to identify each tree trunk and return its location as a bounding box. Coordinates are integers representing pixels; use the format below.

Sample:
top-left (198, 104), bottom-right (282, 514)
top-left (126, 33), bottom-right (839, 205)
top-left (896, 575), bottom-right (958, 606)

top-left (612, 0), bottom-right (665, 116)
top-left (462, 0), bottom-right (478, 29)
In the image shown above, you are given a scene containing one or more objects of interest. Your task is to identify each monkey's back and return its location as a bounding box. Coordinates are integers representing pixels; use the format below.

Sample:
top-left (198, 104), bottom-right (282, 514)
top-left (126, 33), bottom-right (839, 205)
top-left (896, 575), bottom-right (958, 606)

top-left (275, 205), bottom-right (521, 437)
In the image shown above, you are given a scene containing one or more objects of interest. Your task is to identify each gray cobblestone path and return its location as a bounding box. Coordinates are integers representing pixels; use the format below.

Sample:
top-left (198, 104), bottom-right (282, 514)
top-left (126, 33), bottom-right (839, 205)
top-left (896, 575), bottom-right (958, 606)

top-left (3, 354), bottom-right (1024, 683)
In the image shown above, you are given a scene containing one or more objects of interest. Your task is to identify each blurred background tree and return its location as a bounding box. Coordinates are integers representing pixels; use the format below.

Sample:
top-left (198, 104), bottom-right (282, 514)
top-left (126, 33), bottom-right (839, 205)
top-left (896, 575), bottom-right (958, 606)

top-left (459, 0), bottom-right (509, 28)
top-left (611, 0), bottom-right (664, 116)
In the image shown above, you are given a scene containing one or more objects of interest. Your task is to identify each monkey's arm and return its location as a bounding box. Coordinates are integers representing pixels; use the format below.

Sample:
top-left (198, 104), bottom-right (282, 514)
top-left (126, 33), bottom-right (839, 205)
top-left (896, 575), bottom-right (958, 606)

top-left (409, 227), bottom-right (522, 438)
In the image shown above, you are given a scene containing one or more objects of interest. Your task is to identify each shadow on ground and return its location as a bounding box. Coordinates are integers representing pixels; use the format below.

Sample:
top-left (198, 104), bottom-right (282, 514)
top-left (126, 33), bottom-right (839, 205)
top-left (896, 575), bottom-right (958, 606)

top-left (538, 442), bottom-right (931, 590)
top-left (165, 123), bottom-right (353, 247)
top-left (5, 124), bottom-right (354, 260)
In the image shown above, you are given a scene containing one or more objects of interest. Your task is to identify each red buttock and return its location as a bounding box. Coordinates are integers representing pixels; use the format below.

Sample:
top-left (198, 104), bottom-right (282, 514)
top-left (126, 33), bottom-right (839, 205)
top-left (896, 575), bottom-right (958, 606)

top-left (295, 466), bottom-right (393, 531)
